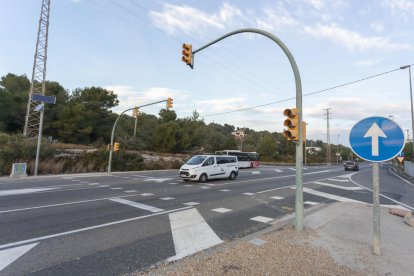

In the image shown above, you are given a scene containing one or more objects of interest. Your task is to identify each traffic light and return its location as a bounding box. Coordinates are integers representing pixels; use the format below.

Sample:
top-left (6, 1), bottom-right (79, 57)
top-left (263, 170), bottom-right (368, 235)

top-left (107, 144), bottom-right (111, 151)
top-left (114, 142), bottom-right (120, 152)
top-left (132, 107), bottom-right (140, 117)
top-left (283, 108), bottom-right (299, 141)
top-left (167, 97), bottom-right (173, 109)
top-left (182, 43), bottom-right (193, 68)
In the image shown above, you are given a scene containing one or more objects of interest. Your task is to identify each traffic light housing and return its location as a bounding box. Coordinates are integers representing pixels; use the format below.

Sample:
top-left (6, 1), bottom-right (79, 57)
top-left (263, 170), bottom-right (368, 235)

top-left (182, 43), bottom-right (193, 69)
top-left (132, 107), bottom-right (140, 117)
top-left (167, 97), bottom-right (173, 109)
top-left (114, 142), bottom-right (120, 152)
top-left (283, 108), bottom-right (299, 141)
top-left (107, 144), bottom-right (111, 151)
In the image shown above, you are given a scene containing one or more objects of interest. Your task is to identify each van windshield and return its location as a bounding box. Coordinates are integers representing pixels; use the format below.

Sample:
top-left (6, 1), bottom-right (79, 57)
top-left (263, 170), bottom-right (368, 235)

top-left (186, 156), bottom-right (207, 165)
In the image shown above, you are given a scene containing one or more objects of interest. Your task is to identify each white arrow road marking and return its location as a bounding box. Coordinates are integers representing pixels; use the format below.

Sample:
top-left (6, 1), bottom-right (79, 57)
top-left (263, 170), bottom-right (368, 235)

top-left (0, 243), bottom-right (38, 271)
top-left (0, 188), bottom-right (56, 197)
top-left (313, 181), bottom-right (364, 191)
top-left (364, 122), bottom-right (387, 156)
top-left (168, 208), bottom-right (222, 261)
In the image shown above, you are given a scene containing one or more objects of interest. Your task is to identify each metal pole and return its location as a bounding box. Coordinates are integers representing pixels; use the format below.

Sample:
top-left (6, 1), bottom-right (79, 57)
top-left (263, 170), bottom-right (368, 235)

top-left (372, 162), bottom-right (381, 255)
top-left (134, 115), bottom-right (138, 141)
top-left (408, 67), bottom-right (414, 161)
top-left (304, 141), bottom-right (307, 166)
top-left (34, 108), bottom-right (44, 176)
top-left (192, 28), bottom-right (303, 231)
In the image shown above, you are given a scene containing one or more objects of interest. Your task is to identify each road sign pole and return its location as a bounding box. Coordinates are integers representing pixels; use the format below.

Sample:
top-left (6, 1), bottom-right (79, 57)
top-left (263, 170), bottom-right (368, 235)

top-left (34, 108), bottom-right (44, 176)
top-left (372, 162), bottom-right (381, 255)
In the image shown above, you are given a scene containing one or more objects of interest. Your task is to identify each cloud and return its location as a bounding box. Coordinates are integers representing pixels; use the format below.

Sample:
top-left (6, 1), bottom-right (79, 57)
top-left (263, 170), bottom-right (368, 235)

top-left (304, 23), bottom-right (411, 51)
top-left (195, 97), bottom-right (247, 113)
top-left (149, 2), bottom-right (247, 36)
top-left (256, 6), bottom-right (298, 32)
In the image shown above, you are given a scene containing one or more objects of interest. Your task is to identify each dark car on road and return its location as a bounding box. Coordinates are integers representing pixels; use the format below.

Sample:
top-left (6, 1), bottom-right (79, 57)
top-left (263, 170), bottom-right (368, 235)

top-left (344, 161), bottom-right (359, 171)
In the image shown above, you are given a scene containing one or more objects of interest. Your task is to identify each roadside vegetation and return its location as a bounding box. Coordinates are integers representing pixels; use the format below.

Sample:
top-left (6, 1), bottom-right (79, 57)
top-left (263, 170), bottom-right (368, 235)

top-left (0, 73), bottom-right (356, 176)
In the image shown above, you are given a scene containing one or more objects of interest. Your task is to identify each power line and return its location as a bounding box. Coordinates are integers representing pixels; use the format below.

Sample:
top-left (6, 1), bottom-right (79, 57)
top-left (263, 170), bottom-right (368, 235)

top-left (200, 65), bottom-right (412, 117)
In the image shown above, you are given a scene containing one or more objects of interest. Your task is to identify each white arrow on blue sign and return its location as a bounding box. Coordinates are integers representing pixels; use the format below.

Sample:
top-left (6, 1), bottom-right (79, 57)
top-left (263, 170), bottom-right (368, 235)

top-left (349, 116), bottom-right (405, 162)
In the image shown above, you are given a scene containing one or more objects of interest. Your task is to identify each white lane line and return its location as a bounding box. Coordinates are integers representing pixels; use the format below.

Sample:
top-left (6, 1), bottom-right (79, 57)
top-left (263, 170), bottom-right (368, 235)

top-left (110, 198), bottom-right (164, 213)
top-left (140, 193), bottom-right (154, 196)
top-left (337, 173), bottom-right (356, 178)
top-left (243, 192), bottom-right (255, 195)
top-left (270, 196), bottom-right (284, 200)
top-left (288, 168), bottom-right (296, 171)
top-left (99, 185), bottom-right (110, 188)
top-left (168, 208), bottom-right (222, 261)
top-left (110, 187), bottom-right (123, 190)
top-left (0, 242), bottom-right (39, 272)
top-left (168, 182), bottom-right (178, 185)
top-left (327, 178), bottom-right (349, 182)
top-left (389, 167), bottom-right (414, 187)
top-left (200, 186), bottom-right (211, 189)
top-left (124, 190), bottom-right (137, 193)
top-left (312, 181), bottom-right (363, 191)
top-left (298, 187), bottom-right (362, 203)
top-left (211, 208), bottom-right (232, 213)
top-left (256, 186), bottom-right (292, 194)
top-left (0, 206), bottom-right (192, 250)
top-left (250, 216), bottom-right (273, 223)
top-left (184, 185), bottom-right (193, 187)
top-left (252, 171), bottom-right (261, 175)
top-left (143, 178), bottom-right (174, 183)
top-left (304, 201), bottom-right (319, 206)
top-left (219, 189), bottom-right (231, 192)
top-left (160, 197), bottom-right (175, 201)
top-left (303, 167), bottom-right (308, 170)
top-left (88, 183), bottom-right (100, 186)
top-left (182, 202), bottom-right (199, 206)
top-left (0, 188), bottom-right (56, 197)
top-left (274, 169), bottom-right (283, 173)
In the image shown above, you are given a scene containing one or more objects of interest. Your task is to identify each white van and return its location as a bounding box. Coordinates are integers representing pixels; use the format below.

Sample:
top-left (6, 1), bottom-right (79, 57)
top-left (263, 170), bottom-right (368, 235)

top-left (179, 155), bottom-right (239, 182)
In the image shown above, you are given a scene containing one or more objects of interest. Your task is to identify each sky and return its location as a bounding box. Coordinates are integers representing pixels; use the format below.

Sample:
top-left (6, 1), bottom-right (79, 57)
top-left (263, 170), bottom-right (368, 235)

top-left (0, 0), bottom-right (413, 146)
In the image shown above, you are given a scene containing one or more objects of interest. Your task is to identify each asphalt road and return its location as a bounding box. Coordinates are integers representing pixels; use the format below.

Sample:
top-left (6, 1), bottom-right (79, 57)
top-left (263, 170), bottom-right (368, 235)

top-left (0, 163), bottom-right (413, 275)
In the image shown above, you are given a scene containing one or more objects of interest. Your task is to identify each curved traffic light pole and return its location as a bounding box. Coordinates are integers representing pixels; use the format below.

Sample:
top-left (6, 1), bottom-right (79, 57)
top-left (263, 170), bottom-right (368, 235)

top-left (190, 28), bottom-right (304, 231)
top-left (108, 99), bottom-right (172, 173)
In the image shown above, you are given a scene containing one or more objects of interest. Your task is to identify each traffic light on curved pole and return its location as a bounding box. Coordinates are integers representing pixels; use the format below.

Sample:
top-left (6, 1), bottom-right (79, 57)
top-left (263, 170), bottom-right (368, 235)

top-left (114, 142), bottom-right (120, 152)
top-left (283, 108), bottom-right (299, 141)
top-left (182, 44), bottom-right (193, 69)
top-left (167, 98), bottom-right (173, 109)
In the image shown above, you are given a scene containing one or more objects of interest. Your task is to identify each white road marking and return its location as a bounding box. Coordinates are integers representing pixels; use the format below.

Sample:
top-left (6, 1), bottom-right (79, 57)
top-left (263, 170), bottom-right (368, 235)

top-left (99, 185), bottom-right (110, 188)
top-left (140, 193), bottom-right (154, 196)
top-left (299, 187), bottom-right (362, 203)
top-left (252, 171), bottom-right (261, 175)
top-left (304, 201), bottom-right (319, 205)
top-left (110, 198), bottom-right (164, 213)
top-left (143, 178), bottom-right (174, 183)
top-left (124, 190), bottom-right (137, 193)
top-left (0, 188), bottom-right (56, 197)
top-left (270, 196), bottom-right (283, 200)
top-left (168, 208), bottom-right (222, 261)
top-left (337, 173), bottom-right (356, 178)
top-left (288, 168), bottom-right (296, 171)
top-left (0, 206), bottom-right (192, 250)
top-left (182, 202), bottom-right (199, 206)
top-left (79, 181), bottom-right (89, 184)
top-left (206, 184), bottom-right (216, 187)
top-left (303, 167), bottom-right (308, 170)
top-left (313, 181), bottom-right (363, 191)
top-left (88, 183), bottom-right (100, 186)
top-left (0, 243), bottom-right (39, 272)
top-left (219, 189), bottom-right (231, 192)
top-left (184, 185), bottom-right (193, 187)
top-left (110, 187), bottom-right (123, 190)
top-left (122, 177), bottom-right (130, 179)
top-left (274, 169), bottom-right (283, 173)
top-left (256, 186), bottom-right (292, 194)
top-left (160, 197), bottom-right (175, 200)
top-left (132, 175), bottom-right (146, 178)
top-left (389, 167), bottom-right (414, 187)
top-left (243, 192), bottom-right (255, 195)
top-left (200, 186), bottom-right (211, 189)
top-left (211, 208), bottom-right (232, 213)
top-left (250, 216), bottom-right (273, 223)
top-left (168, 182), bottom-right (178, 185)
top-left (327, 178), bottom-right (349, 182)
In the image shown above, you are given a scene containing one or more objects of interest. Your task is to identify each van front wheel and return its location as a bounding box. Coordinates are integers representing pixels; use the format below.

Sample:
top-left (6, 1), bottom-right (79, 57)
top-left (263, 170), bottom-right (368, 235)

top-left (199, 173), bottom-right (208, 183)
top-left (229, 171), bottom-right (237, 180)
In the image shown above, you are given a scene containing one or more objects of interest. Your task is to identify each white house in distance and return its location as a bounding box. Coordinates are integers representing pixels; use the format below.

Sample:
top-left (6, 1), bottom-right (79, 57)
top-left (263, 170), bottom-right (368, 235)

top-left (306, 147), bottom-right (322, 154)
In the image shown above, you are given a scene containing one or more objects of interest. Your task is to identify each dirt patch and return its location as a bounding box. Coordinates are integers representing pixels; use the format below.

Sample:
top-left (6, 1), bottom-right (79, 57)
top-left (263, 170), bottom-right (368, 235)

top-left (137, 226), bottom-right (364, 276)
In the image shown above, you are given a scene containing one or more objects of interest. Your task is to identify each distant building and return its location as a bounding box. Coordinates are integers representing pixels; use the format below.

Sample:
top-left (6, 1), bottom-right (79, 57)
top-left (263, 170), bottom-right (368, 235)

top-left (306, 147), bottom-right (322, 154)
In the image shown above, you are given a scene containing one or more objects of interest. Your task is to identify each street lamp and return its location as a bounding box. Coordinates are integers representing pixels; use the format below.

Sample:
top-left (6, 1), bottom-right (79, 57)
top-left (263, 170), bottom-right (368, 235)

top-left (401, 65), bottom-right (413, 161)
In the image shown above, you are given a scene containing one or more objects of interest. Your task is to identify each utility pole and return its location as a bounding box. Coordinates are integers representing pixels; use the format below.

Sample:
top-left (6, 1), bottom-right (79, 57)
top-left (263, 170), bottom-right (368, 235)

top-left (324, 108), bottom-right (332, 164)
top-left (406, 129), bottom-right (410, 143)
top-left (23, 0), bottom-right (51, 176)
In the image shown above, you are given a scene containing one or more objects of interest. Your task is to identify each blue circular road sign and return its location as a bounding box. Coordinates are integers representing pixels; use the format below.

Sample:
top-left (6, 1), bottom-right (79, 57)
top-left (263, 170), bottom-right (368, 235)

top-left (349, 116), bottom-right (405, 162)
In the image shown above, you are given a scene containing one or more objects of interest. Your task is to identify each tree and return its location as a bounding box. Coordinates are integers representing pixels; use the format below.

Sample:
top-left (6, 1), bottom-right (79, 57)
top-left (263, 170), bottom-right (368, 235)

top-left (257, 133), bottom-right (277, 161)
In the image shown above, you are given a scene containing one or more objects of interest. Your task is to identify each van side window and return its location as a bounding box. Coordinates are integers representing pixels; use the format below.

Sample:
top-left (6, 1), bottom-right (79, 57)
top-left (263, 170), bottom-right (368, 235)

top-left (202, 157), bottom-right (215, 167)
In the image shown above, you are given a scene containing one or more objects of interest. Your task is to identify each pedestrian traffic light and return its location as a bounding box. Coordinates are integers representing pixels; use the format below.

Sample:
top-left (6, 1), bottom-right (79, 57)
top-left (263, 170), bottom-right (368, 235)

top-left (167, 97), bottom-right (173, 109)
top-left (132, 107), bottom-right (140, 117)
top-left (114, 142), bottom-right (120, 152)
top-left (283, 108), bottom-right (299, 141)
top-left (182, 43), bottom-right (193, 68)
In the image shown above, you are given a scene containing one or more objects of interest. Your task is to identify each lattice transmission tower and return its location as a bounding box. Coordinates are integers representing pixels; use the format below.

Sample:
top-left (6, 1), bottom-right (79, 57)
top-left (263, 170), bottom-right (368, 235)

top-left (23, 0), bottom-right (51, 137)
